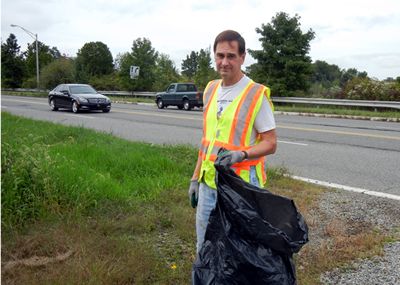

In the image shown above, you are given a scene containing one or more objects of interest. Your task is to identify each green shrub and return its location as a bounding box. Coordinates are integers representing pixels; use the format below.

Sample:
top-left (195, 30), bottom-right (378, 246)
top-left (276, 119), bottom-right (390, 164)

top-left (344, 77), bottom-right (400, 101)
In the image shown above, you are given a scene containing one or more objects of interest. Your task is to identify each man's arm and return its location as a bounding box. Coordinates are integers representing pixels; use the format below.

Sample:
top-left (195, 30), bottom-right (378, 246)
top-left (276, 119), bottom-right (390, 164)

top-left (245, 129), bottom-right (277, 159)
top-left (191, 154), bottom-right (203, 181)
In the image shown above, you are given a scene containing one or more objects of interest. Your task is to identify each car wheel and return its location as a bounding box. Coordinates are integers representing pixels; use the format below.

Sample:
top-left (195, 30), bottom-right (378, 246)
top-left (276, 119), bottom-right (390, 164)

top-left (177, 105), bottom-right (183, 110)
top-left (157, 99), bottom-right (164, 109)
top-left (183, 99), bottom-right (191, 111)
top-left (72, 101), bottom-right (79, 113)
top-left (103, 108), bottom-right (110, 113)
top-left (50, 99), bottom-right (58, 111)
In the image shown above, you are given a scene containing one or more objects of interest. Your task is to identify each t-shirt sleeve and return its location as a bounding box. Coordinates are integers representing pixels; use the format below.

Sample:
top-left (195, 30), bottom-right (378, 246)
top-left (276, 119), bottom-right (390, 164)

top-left (254, 95), bottom-right (276, 133)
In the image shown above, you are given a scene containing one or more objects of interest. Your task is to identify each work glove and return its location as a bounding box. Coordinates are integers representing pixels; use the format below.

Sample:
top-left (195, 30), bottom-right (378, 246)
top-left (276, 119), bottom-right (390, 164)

top-left (188, 180), bottom-right (199, 208)
top-left (218, 150), bottom-right (246, 167)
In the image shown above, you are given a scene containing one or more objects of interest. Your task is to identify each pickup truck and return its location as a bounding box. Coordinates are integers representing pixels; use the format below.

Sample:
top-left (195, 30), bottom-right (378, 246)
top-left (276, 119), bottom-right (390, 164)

top-left (155, 83), bottom-right (203, 110)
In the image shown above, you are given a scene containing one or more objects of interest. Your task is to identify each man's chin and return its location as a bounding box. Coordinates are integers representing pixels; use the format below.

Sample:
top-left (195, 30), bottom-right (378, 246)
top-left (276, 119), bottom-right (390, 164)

top-left (219, 71), bottom-right (230, 77)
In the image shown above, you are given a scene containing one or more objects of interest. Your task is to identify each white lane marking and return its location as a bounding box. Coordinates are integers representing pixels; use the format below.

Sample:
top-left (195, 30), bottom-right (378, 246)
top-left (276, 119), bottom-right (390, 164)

top-left (291, 175), bottom-right (400, 201)
top-left (113, 109), bottom-right (201, 121)
top-left (278, 140), bottom-right (308, 146)
top-left (70, 114), bottom-right (95, 119)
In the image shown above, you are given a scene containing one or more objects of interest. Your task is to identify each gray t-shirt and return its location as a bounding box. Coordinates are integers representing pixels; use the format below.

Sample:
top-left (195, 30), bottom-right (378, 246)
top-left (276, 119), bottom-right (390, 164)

top-left (216, 75), bottom-right (276, 144)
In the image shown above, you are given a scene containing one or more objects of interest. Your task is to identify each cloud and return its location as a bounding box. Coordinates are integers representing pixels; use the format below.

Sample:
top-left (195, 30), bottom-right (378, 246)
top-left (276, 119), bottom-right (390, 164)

top-left (2, 0), bottom-right (399, 79)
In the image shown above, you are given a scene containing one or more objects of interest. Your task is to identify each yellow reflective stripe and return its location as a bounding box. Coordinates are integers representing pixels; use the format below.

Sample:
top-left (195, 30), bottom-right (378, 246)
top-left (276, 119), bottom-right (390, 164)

top-left (264, 87), bottom-right (274, 112)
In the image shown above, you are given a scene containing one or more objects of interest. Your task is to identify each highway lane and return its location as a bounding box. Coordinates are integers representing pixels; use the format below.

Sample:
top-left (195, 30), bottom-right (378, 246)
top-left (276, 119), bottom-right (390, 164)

top-left (2, 95), bottom-right (400, 196)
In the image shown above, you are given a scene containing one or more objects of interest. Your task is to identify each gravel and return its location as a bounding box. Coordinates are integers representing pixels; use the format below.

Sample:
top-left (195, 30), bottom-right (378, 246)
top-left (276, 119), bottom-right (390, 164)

top-left (321, 242), bottom-right (400, 285)
top-left (316, 190), bottom-right (400, 285)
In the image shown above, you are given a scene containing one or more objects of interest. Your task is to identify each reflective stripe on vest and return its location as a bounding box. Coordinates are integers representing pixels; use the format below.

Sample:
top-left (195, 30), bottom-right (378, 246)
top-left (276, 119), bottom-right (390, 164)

top-left (199, 79), bottom-right (268, 189)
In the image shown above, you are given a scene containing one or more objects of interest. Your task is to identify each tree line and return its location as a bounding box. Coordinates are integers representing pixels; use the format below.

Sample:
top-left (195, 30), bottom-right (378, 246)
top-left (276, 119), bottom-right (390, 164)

top-left (2, 12), bottom-right (399, 101)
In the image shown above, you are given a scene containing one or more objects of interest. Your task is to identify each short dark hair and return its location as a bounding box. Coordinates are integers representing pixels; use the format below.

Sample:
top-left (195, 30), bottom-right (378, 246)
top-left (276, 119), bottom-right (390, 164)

top-left (213, 30), bottom-right (246, 55)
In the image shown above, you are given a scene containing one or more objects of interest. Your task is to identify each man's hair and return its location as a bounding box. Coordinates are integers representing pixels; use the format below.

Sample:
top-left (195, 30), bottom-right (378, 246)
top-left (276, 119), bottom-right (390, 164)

top-left (213, 30), bottom-right (246, 55)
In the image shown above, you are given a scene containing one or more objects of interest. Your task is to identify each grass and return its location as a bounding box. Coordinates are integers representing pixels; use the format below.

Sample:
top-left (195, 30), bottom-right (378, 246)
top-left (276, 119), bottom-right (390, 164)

top-left (1, 112), bottom-right (396, 284)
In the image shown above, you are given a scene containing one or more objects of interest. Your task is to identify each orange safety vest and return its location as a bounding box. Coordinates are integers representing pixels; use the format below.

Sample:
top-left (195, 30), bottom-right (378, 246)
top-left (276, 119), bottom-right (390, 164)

top-left (198, 79), bottom-right (273, 189)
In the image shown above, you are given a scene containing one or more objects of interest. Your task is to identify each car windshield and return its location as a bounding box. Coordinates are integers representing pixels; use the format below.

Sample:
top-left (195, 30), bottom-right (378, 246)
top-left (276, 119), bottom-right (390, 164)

top-left (70, 85), bottom-right (97, 94)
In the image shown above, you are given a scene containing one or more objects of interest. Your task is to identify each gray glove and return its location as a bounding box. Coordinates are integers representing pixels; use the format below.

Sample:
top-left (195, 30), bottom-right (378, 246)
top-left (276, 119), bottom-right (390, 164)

top-left (218, 150), bottom-right (246, 166)
top-left (188, 180), bottom-right (199, 208)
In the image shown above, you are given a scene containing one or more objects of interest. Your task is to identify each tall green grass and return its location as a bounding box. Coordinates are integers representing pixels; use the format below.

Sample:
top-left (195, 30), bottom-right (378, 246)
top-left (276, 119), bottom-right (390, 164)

top-left (1, 112), bottom-right (197, 229)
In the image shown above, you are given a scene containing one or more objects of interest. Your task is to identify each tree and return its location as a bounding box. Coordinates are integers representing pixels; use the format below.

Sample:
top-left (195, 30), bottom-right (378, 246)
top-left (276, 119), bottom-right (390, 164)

top-left (181, 51), bottom-right (199, 80)
top-left (75, 41), bottom-right (114, 82)
top-left (340, 68), bottom-right (368, 87)
top-left (40, 57), bottom-right (75, 89)
top-left (24, 41), bottom-right (61, 79)
top-left (118, 38), bottom-right (158, 91)
top-left (153, 53), bottom-right (180, 91)
top-left (193, 48), bottom-right (218, 90)
top-left (1, 34), bottom-right (25, 88)
top-left (311, 60), bottom-right (342, 87)
top-left (248, 12), bottom-right (315, 96)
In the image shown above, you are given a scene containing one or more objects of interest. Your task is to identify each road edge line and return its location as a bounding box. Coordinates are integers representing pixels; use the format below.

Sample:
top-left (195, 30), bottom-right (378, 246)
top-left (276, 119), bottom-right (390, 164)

top-left (291, 175), bottom-right (400, 201)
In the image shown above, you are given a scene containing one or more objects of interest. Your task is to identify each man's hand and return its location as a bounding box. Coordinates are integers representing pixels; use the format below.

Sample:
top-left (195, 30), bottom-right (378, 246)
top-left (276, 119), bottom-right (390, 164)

top-left (218, 150), bottom-right (246, 166)
top-left (188, 180), bottom-right (199, 208)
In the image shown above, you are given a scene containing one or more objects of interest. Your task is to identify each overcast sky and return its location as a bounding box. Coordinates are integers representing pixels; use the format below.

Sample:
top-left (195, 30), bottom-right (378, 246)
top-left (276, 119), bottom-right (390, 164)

top-left (2, 0), bottom-right (400, 80)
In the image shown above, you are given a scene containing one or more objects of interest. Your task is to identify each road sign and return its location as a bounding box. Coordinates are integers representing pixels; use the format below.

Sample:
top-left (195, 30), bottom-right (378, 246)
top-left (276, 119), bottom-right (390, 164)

top-left (130, 66), bottom-right (140, 79)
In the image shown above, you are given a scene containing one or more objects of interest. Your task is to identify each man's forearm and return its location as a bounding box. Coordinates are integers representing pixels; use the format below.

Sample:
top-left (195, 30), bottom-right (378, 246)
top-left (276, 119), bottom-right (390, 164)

top-left (191, 154), bottom-right (203, 181)
top-left (246, 129), bottom-right (277, 159)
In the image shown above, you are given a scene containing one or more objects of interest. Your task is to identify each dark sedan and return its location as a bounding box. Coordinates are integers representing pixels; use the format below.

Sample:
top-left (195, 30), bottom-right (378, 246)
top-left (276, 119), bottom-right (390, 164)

top-left (48, 84), bottom-right (111, 113)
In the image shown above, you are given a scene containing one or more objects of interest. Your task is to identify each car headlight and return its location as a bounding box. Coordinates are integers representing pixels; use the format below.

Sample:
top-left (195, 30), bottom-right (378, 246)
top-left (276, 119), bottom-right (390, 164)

top-left (105, 98), bottom-right (111, 103)
top-left (78, 97), bottom-right (88, 103)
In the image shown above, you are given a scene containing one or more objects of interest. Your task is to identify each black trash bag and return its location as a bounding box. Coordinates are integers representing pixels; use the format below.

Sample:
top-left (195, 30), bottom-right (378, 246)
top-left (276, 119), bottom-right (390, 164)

top-left (192, 153), bottom-right (309, 285)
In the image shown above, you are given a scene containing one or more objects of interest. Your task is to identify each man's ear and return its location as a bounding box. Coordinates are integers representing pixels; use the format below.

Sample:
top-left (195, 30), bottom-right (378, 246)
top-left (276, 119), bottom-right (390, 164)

top-left (240, 52), bottom-right (246, 64)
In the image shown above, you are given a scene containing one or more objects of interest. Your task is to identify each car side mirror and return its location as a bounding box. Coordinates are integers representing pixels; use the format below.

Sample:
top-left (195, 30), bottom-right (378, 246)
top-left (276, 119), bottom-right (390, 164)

top-left (61, 90), bottom-right (70, 95)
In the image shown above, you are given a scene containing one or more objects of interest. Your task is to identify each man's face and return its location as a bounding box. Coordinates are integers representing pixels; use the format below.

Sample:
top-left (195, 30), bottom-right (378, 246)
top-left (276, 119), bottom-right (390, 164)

top-left (214, 41), bottom-right (245, 83)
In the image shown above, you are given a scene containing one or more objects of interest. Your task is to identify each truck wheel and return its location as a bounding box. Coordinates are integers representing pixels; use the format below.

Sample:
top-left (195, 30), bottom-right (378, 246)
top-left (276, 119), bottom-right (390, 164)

top-left (183, 99), bottom-right (191, 111)
top-left (157, 99), bottom-right (165, 109)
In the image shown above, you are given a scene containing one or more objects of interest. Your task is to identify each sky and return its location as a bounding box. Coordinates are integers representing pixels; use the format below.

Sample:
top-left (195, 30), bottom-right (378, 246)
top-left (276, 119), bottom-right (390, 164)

top-left (1, 0), bottom-right (400, 80)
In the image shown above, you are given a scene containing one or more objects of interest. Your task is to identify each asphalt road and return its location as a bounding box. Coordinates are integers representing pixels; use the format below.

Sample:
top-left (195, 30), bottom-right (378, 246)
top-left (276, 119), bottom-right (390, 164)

top-left (2, 95), bottom-right (400, 196)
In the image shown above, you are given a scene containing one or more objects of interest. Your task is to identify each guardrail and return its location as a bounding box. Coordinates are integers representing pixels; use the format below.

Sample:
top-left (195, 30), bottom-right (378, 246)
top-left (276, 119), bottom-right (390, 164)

top-left (2, 88), bottom-right (400, 110)
top-left (100, 90), bottom-right (157, 98)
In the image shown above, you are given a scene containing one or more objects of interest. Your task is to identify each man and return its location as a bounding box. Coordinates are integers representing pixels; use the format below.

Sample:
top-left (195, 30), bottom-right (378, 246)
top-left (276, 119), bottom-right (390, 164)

top-left (189, 30), bottom-right (277, 252)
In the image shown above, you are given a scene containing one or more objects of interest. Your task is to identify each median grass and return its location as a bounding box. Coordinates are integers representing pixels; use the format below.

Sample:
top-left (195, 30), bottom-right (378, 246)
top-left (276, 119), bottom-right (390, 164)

top-left (1, 112), bottom-right (394, 284)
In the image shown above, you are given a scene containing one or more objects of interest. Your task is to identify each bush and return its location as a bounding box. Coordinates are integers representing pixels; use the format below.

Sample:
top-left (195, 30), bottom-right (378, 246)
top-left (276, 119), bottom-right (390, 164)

top-left (344, 77), bottom-right (400, 101)
top-left (40, 58), bottom-right (75, 89)
top-left (89, 73), bottom-right (122, 90)
top-left (21, 76), bottom-right (37, 89)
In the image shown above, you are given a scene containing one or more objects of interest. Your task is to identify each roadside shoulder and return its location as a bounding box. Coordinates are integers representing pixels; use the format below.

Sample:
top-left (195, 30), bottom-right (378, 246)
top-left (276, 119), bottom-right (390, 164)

top-left (317, 190), bottom-right (400, 284)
